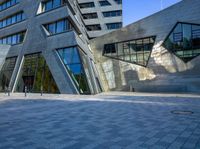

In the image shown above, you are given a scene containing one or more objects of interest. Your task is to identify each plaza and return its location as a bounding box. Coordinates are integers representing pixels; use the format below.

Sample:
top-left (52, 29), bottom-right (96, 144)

top-left (0, 92), bottom-right (200, 148)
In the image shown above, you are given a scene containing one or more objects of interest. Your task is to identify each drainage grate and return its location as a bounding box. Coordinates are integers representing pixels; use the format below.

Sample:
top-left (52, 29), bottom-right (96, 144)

top-left (171, 110), bottom-right (193, 115)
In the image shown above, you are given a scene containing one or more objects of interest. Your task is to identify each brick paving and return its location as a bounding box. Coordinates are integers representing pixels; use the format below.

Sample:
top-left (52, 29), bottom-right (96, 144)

top-left (0, 92), bottom-right (200, 149)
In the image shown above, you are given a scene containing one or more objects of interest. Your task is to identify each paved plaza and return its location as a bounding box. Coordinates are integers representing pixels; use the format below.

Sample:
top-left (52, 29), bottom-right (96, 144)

top-left (0, 92), bottom-right (200, 149)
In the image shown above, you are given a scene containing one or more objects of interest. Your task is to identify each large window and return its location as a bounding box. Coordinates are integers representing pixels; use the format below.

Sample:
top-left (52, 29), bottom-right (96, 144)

top-left (44, 18), bottom-right (73, 35)
top-left (163, 22), bottom-right (200, 62)
top-left (16, 53), bottom-right (59, 93)
top-left (99, 0), bottom-right (111, 6)
top-left (57, 47), bottom-right (90, 94)
top-left (0, 11), bottom-right (25, 29)
top-left (0, 0), bottom-right (20, 12)
top-left (86, 24), bottom-right (101, 31)
top-left (41, 0), bottom-right (66, 12)
top-left (103, 10), bottom-right (122, 18)
top-left (0, 57), bottom-right (17, 92)
top-left (114, 0), bottom-right (122, 4)
top-left (79, 2), bottom-right (95, 8)
top-left (103, 36), bottom-right (156, 66)
top-left (106, 22), bottom-right (122, 30)
top-left (0, 31), bottom-right (26, 45)
top-left (82, 13), bottom-right (98, 19)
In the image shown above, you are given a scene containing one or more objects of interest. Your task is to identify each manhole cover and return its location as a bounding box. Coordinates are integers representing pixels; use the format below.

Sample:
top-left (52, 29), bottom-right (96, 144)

top-left (171, 110), bottom-right (193, 115)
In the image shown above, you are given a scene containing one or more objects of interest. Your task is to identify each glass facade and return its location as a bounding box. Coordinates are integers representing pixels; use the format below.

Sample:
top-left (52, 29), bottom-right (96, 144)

top-left (103, 10), bottom-right (122, 18)
top-left (99, 0), bottom-right (111, 6)
top-left (57, 47), bottom-right (90, 94)
top-left (86, 24), bottom-right (101, 31)
top-left (114, 0), bottom-right (122, 4)
top-left (0, 57), bottom-right (17, 92)
top-left (0, 0), bottom-right (20, 12)
top-left (16, 53), bottom-right (59, 93)
top-left (163, 22), bottom-right (200, 62)
top-left (79, 2), bottom-right (95, 8)
top-left (103, 36), bottom-right (156, 66)
top-left (0, 11), bottom-right (25, 29)
top-left (82, 13), bottom-right (98, 19)
top-left (42, 0), bottom-right (64, 12)
top-left (44, 18), bottom-right (73, 35)
top-left (106, 22), bottom-right (122, 30)
top-left (0, 31), bottom-right (26, 45)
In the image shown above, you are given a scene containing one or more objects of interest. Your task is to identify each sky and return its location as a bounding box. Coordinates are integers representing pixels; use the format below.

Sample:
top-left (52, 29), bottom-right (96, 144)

top-left (123, 0), bottom-right (182, 26)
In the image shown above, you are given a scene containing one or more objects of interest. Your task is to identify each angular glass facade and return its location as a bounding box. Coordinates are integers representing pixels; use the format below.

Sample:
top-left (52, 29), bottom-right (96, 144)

top-left (0, 31), bottom-right (26, 45)
top-left (44, 18), bottom-right (73, 35)
top-left (41, 0), bottom-right (64, 12)
top-left (57, 47), bottom-right (91, 94)
top-left (0, 57), bottom-right (17, 92)
top-left (16, 53), bottom-right (59, 93)
top-left (163, 22), bottom-right (200, 62)
top-left (103, 36), bottom-right (156, 66)
top-left (0, 0), bottom-right (20, 12)
top-left (0, 11), bottom-right (25, 29)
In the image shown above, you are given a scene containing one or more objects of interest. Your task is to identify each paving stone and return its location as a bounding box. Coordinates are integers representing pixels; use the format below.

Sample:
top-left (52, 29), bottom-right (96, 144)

top-left (0, 93), bottom-right (200, 148)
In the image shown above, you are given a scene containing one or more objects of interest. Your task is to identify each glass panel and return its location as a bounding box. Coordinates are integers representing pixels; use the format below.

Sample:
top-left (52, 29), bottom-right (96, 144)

top-left (183, 24), bottom-right (192, 50)
top-left (57, 47), bottom-right (90, 94)
top-left (56, 20), bottom-right (64, 33)
top-left (15, 53), bottom-right (59, 93)
top-left (45, 1), bottom-right (53, 11)
top-left (163, 23), bottom-right (200, 62)
top-left (192, 25), bottom-right (200, 49)
top-left (0, 57), bottom-right (17, 92)
top-left (48, 24), bottom-right (56, 34)
top-left (103, 37), bottom-right (155, 66)
top-left (45, 18), bottom-right (73, 35)
top-left (53, 0), bottom-right (61, 8)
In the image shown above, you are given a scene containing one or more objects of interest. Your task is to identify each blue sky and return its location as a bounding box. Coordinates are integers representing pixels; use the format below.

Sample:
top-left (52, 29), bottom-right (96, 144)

top-left (123, 0), bottom-right (181, 26)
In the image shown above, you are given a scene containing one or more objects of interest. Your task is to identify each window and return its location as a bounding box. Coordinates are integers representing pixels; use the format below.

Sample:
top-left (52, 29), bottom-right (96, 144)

top-left (0, 31), bottom-right (26, 45)
top-left (57, 47), bottom-right (91, 94)
top-left (16, 53), bottom-right (59, 93)
top-left (99, 0), bottom-right (111, 6)
top-left (79, 2), bottom-right (95, 8)
top-left (82, 13), bottom-right (98, 19)
top-left (103, 36), bottom-right (156, 66)
top-left (0, 57), bottom-right (17, 92)
top-left (86, 24), bottom-right (101, 31)
top-left (103, 10), bottom-right (122, 17)
top-left (114, 0), bottom-right (122, 4)
top-left (106, 22), bottom-right (122, 30)
top-left (41, 0), bottom-right (66, 12)
top-left (44, 18), bottom-right (73, 35)
top-left (0, 0), bottom-right (20, 12)
top-left (163, 22), bottom-right (200, 62)
top-left (0, 11), bottom-right (25, 29)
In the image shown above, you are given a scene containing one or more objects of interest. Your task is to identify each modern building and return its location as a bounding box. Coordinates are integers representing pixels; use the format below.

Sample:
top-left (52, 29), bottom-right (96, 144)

top-left (78, 0), bottom-right (122, 39)
top-left (90, 0), bottom-right (200, 93)
top-left (1, 0), bottom-right (200, 95)
top-left (0, 0), bottom-right (103, 94)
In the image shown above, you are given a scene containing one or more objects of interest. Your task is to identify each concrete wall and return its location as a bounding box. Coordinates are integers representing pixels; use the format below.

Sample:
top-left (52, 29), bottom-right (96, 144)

top-left (90, 0), bottom-right (200, 93)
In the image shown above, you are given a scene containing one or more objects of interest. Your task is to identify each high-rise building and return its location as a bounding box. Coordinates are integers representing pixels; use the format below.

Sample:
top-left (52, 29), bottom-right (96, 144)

top-left (78, 0), bottom-right (122, 38)
top-left (0, 0), bottom-right (103, 94)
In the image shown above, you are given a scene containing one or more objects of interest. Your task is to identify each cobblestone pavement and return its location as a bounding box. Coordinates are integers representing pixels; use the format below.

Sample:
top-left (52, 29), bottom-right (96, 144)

top-left (0, 92), bottom-right (200, 149)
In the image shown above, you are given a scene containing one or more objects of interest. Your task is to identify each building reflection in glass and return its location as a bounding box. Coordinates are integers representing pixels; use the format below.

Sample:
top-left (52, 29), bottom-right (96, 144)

top-left (16, 53), bottom-right (59, 93)
top-left (0, 57), bottom-right (17, 92)
top-left (57, 46), bottom-right (91, 94)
